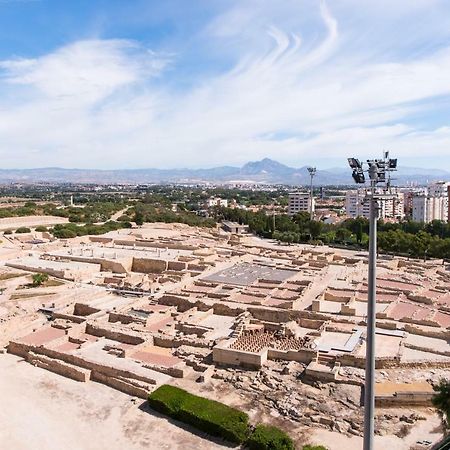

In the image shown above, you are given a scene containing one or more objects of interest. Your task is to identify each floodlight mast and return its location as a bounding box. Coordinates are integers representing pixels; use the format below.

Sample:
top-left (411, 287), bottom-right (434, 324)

top-left (307, 167), bottom-right (316, 221)
top-left (347, 151), bottom-right (397, 450)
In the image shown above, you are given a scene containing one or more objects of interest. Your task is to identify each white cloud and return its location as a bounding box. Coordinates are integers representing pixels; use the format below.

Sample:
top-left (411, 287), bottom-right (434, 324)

top-left (0, 1), bottom-right (450, 169)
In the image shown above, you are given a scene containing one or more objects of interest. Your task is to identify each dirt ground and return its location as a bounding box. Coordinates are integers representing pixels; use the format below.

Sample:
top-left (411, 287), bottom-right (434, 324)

top-left (0, 354), bottom-right (230, 450)
top-left (0, 215), bottom-right (69, 230)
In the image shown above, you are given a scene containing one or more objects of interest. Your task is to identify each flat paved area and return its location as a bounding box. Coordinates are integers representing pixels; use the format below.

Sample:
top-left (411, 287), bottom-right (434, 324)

top-left (0, 354), bottom-right (229, 450)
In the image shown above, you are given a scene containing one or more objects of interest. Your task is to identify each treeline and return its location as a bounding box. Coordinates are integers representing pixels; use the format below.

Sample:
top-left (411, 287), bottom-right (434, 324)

top-left (51, 221), bottom-right (129, 238)
top-left (218, 207), bottom-right (450, 260)
top-left (0, 200), bottom-right (127, 224)
top-left (131, 202), bottom-right (216, 228)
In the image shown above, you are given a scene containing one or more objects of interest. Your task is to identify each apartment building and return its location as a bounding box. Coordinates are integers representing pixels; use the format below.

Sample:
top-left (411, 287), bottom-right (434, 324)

top-left (345, 188), bottom-right (405, 221)
top-left (288, 192), bottom-right (314, 216)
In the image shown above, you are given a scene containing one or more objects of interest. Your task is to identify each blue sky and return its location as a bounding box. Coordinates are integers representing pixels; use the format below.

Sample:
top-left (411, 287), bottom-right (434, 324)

top-left (1, 0), bottom-right (450, 170)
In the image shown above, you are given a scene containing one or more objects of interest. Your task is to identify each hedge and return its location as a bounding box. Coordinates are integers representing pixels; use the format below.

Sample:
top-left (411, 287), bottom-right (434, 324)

top-left (15, 227), bottom-right (31, 233)
top-left (247, 424), bottom-right (295, 450)
top-left (148, 385), bottom-right (249, 444)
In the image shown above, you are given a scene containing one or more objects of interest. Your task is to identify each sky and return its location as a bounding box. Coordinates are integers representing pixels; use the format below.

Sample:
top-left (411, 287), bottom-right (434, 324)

top-left (1, 0), bottom-right (450, 170)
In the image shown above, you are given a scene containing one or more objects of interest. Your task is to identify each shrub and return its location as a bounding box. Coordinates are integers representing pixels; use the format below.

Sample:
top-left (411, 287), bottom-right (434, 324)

top-left (15, 227), bottom-right (31, 233)
top-left (35, 226), bottom-right (48, 232)
top-left (148, 385), bottom-right (249, 444)
top-left (247, 424), bottom-right (294, 450)
top-left (32, 273), bottom-right (49, 286)
top-left (3, 230), bottom-right (12, 235)
top-left (303, 446), bottom-right (327, 450)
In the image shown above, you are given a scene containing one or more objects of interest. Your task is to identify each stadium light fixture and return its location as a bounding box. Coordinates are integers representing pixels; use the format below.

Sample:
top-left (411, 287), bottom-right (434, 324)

top-left (347, 151), bottom-right (397, 450)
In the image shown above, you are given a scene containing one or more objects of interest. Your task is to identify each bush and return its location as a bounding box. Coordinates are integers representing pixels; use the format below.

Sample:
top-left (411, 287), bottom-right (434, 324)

top-left (303, 446), bottom-right (327, 450)
top-left (3, 230), bottom-right (12, 235)
top-left (35, 226), bottom-right (48, 232)
top-left (247, 424), bottom-right (294, 450)
top-left (32, 273), bottom-right (49, 286)
top-left (148, 385), bottom-right (249, 444)
top-left (15, 227), bottom-right (31, 233)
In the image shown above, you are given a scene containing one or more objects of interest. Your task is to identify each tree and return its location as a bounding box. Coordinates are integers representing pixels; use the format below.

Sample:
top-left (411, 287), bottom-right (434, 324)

top-left (309, 220), bottom-right (323, 240)
top-left (432, 379), bottom-right (450, 428)
top-left (32, 273), bottom-right (49, 287)
top-left (134, 210), bottom-right (144, 226)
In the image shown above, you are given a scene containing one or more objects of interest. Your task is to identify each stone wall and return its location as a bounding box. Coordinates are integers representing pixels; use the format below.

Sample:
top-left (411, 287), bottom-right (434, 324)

top-left (8, 340), bottom-right (157, 385)
top-left (375, 392), bottom-right (433, 407)
top-left (90, 371), bottom-right (150, 399)
top-left (213, 343), bottom-right (267, 369)
top-left (132, 258), bottom-right (167, 274)
top-left (27, 351), bottom-right (90, 382)
top-left (85, 323), bottom-right (146, 345)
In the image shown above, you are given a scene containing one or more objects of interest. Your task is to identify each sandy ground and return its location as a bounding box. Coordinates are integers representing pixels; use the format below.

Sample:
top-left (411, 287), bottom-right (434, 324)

top-left (0, 354), bottom-right (230, 450)
top-left (0, 215), bottom-right (69, 231)
top-left (310, 413), bottom-right (442, 450)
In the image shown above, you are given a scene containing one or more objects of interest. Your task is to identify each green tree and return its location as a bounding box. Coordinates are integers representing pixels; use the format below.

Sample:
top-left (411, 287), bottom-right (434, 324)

top-left (309, 220), bottom-right (323, 240)
top-left (32, 273), bottom-right (49, 286)
top-left (432, 379), bottom-right (450, 428)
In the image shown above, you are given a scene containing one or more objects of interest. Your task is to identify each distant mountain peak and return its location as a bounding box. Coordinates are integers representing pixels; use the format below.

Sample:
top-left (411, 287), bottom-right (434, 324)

top-left (0, 158), bottom-right (447, 185)
top-left (240, 158), bottom-right (292, 175)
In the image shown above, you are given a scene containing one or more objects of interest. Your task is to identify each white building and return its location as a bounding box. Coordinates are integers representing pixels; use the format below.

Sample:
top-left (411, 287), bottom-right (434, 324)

top-left (288, 192), bottom-right (314, 216)
top-left (411, 182), bottom-right (449, 223)
top-left (412, 195), bottom-right (448, 223)
top-left (428, 181), bottom-right (450, 197)
top-left (345, 189), bottom-right (405, 221)
top-left (206, 197), bottom-right (228, 208)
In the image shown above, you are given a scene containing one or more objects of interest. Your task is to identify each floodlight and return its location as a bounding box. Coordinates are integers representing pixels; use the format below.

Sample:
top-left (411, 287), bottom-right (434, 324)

top-left (348, 158), bottom-right (362, 169)
top-left (352, 169), bottom-right (365, 184)
top-left (389, 159), bottom-right (397, 169)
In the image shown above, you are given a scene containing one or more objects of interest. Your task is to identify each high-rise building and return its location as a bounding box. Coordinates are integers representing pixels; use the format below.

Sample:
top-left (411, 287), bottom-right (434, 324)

top-left (412, 195), bottom-right (448, 223)
top-left (345, 188), bottom-right (404, 221)
top-left (288, 192), bottom-right (314, 216)
top-left (411, 182), bottom-right (449, 223)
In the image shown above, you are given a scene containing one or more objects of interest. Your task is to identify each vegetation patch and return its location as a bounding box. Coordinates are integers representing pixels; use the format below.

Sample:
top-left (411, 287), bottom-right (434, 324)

top-left (148, 385), bottom-right (249, 444)
top-left (10, 292), bottom-right (55, 300)
top-left (247, 424), bottom-right (294, 450)
top-left (0, 272), bottom-right (24, 281)
top-left (51, 220), bottom-right (130, 238)
top-left (15, 227), bottom-right (31, 233)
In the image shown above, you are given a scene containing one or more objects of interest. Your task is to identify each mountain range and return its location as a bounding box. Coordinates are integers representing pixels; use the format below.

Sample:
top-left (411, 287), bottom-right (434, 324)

top-left (0, 158), bottom-right (449, 185)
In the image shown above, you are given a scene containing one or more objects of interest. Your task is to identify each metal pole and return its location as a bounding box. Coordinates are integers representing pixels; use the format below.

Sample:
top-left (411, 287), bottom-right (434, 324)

top-left (364, 182), bottom-right (377, 450)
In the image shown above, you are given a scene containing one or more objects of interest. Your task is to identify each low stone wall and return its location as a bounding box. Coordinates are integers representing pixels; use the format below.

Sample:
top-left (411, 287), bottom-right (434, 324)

top-left (267, 348), bottom-right (315, 364)
top-left (213, 344), bottom-right (267, 369)
top-left (52, 312), bottom-right (86, 323)
top-left (8, 341), bottom-right (157, 385)
top-left (375, 392), bottom-right (433, 407)
top-left (168, 260), bottom-right (187, 271)
top-left (90, 371), bottom-right (150, 399)
top-left (28, 351), bottom-right (90, 382)
top-left (141, 363), bottom-right (186, 378)
top-left (109, 312), bottom-right (146, 326)
top-left (404, 324), bottom-right (450, 340)
top-left (403, 342), bottom-right (450, 357)
top-left (85, 323), bottom-right (146, 345)
top-left (153, 334), bottom-right (212, 349)
top-left (132, 257), bottom-right (167, 274)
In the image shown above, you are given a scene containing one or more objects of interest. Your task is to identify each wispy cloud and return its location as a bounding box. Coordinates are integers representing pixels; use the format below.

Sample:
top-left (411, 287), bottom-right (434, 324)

top-left (0, 0), bottom-right (450, 169)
